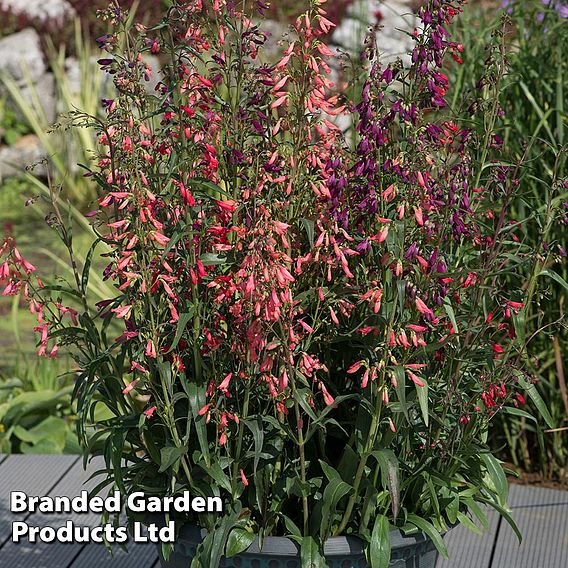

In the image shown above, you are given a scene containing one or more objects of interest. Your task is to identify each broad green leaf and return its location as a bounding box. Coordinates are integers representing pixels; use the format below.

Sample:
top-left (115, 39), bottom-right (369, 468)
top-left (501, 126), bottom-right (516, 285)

top-left (369, 514), bottom-right (391, 568)
top-left (200, 252), bottom-right (228, 266)
top-left (158, 445), bottom-right (188, 473)
top-left (457, 512), bottom-right (482, 535)
top-left (481, 498), bottom-right (522, 543)
top-left (514, 370), bottom-right (554, 428)
top-left (281, 514), bottom-right (302, 537)
top-left (166, 310), bottom-right (195, 353)
top-left (371, 449), bottom-right (400, 520)
top-left (226, 528), bottom-right (256, 557)
top-left (539, 268), bottom-right (568, 292)
top-left (443, 299), bottom-right (459, 336)
top-left (299, 536), bottom-right (327, 568)
top-left (480, 454), bottom-right (508, 507)
top-left (391, 366), bottom-right (408, 420)
top-left (244, 416), bottom-right (264, 476)
top-left (192, 506), bottom-right (241, 568)
top-left (320, 477), bottom-right (352, 540)
top-left (186, 382), bottom-right (211, 466)
top-left (463, 498), bottom-right (489, 531)
top-left (17, 416), bottom-right (67, 453)
top-left (202, 462), bottom-right (232, 493)
top-left (301, 218), bottom-right (315, 249)
top-left (445, 493), bottom-right (459, 525)
top-left (416, 377), bottom-right (429, 426)
top-left (406, 515), bottom-right (448, 558)
top-left (502, 406), bottom-right (537, 423)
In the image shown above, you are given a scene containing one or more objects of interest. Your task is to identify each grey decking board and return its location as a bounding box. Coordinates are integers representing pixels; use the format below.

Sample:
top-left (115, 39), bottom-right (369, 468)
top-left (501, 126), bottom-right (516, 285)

top-left (436, 509), bottom-right (499, 568)
top-left (0, 455), bottom-right (78, 549)
top-left (0, 457), bottom-right (104, 567)
top-left (490, 502), bottom-right (568, 568)
top-left (508, 483), bottom-right (568, 509)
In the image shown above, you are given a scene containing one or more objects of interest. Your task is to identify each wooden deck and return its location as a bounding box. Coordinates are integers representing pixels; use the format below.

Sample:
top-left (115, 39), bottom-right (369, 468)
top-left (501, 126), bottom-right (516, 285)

top-left (0, 454), bottom-right (566, 567)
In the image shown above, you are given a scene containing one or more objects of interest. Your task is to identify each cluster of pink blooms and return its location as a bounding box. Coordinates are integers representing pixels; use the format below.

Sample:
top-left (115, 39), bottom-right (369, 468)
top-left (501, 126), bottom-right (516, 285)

top-left (0, 0), bottom-right (529, 460)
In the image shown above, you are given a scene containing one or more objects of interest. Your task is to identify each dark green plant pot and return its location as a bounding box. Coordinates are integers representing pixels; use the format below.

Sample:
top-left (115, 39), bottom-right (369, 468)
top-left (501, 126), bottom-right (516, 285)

top-left (158, 525), bottom-right (438, 568)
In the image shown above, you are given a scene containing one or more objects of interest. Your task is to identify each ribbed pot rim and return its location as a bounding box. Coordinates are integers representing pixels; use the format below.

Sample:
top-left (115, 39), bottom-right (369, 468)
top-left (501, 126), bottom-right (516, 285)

top-left (174, 523), bottom-right (431, 558)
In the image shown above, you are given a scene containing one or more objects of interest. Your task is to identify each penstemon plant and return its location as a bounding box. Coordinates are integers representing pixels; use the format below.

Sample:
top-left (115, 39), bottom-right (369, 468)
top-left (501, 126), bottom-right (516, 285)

top-left (0, 0), bottom-right (560, 566)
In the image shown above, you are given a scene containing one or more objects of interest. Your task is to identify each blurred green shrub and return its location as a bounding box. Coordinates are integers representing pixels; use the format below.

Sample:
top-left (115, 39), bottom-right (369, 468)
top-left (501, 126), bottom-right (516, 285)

top-left (0, 99), bottom-right (32, 146)
top-left (0, 358), bottom-right (79, 454)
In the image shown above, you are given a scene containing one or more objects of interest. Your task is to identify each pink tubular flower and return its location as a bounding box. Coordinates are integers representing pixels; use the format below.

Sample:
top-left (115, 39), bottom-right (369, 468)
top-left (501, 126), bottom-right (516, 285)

top-left (0, 260), bottom-right (9, 279)
top-left (271, 94), bottom-right (288, 109)
top-left (131, 361), bottom-right (147, 373)
top-left (320, 382), bottom-right (334, 406)
top-left (198, 403), bottom-right (212, 416)
top-left (216, 199), bottom-right (237, 212)
top-left (414, 207), bottom-right (424, 226)
top-left (298, 319), bottom-right (314, 333)
top-left (347, 360), bottom-right (363, 374)
top-left (240, 469), bottom-right (249, 487)
top-left (415, 297), bottom-right (434, 317)
top-left (151, 231), bottom-right (170, 246)
top-left (112, 305), bottom-right (132, 319)
top-left (143, 406), bottom-right (156, 419)
top-left (145, 339), bottom-right (157, 358)
top-left (218, 372), bottom-right (233, 394)
top-left (407, 371), bottom-right (425, 388)
top-left (122, 379), bottom-right (139, 394)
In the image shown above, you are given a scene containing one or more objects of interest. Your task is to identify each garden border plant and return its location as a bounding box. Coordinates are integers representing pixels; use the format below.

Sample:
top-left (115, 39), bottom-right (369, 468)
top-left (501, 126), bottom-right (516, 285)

top-left (0, 0), bottom-right (564, 566)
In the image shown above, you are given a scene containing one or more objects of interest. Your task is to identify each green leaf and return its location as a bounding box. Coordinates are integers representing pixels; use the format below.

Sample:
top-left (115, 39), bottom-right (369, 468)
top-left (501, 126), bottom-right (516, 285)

top-left (539, 268), bottom-right (568, 292)
top-left (391, 367), bottom-right (408, 420)
top-left (158, 445), bottom-right (188, 473)
top-left (481, 497), bottom-right (522, 543)
top-left (191, 505), bottom-right (241, 568)
top-left (445, 493), bottom-right (459, 525)
top-left (480, 454), bottom-right (508, 507)
top-left (463, 498), bottom-right (489, 531)
top-left (501, 406), bottom-right (537, 423)
top-left (370, 450), bottom-right (400, 520)
top-left (457, 511), bottom-right (483, 535)
top-left (200, 252), bottom-right (228, 266)
top-left (514, 370), bottom-right (554, 428)
top-left (299, 536), bottom-right (327, 568)
top-left (301, 218), bottom-right (315, 249)
top-left (416, 377), bottom-right (429, 427)
top-left (369, 514), bottom-right (391, 568)
top-left (4, 129), bottom-right (19, 145)
top-left (81, 238), bottom-right (100, 295)
top-left (244, 416), bottom-right (264, 476)
top-left (226, 528), bottom-right (256, 557)
top-left (202, 462), bottom-right (232, 493)
top-left (186, 382), bottom-right (211, 466)
top-left (443, 299), bottom-right (459, 336)
top-left (15, 416), bottom-right (67, 453)
top-left (281, 514), bottom-right (302, 537)
top-left (166, 310), bottom-right (194, 353)
top-left (320, 477), bottom-right (352, 540)
top-left (406, 514), bottom-right (448, 558)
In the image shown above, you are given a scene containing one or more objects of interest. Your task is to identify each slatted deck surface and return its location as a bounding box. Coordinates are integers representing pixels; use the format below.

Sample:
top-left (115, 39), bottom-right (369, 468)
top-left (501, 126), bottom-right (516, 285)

top-left (0, 455), bottom-right (566, 567)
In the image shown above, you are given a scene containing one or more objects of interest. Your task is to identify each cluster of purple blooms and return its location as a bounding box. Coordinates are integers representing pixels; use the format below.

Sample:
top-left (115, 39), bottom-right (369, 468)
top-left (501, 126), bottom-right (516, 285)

top-left (326, 0), bottom-right (473, 246)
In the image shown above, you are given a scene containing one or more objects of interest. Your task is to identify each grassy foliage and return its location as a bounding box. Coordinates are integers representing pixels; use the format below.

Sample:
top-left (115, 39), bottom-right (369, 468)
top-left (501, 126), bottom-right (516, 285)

top-left (450, 0), bottom-right (568, 482)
